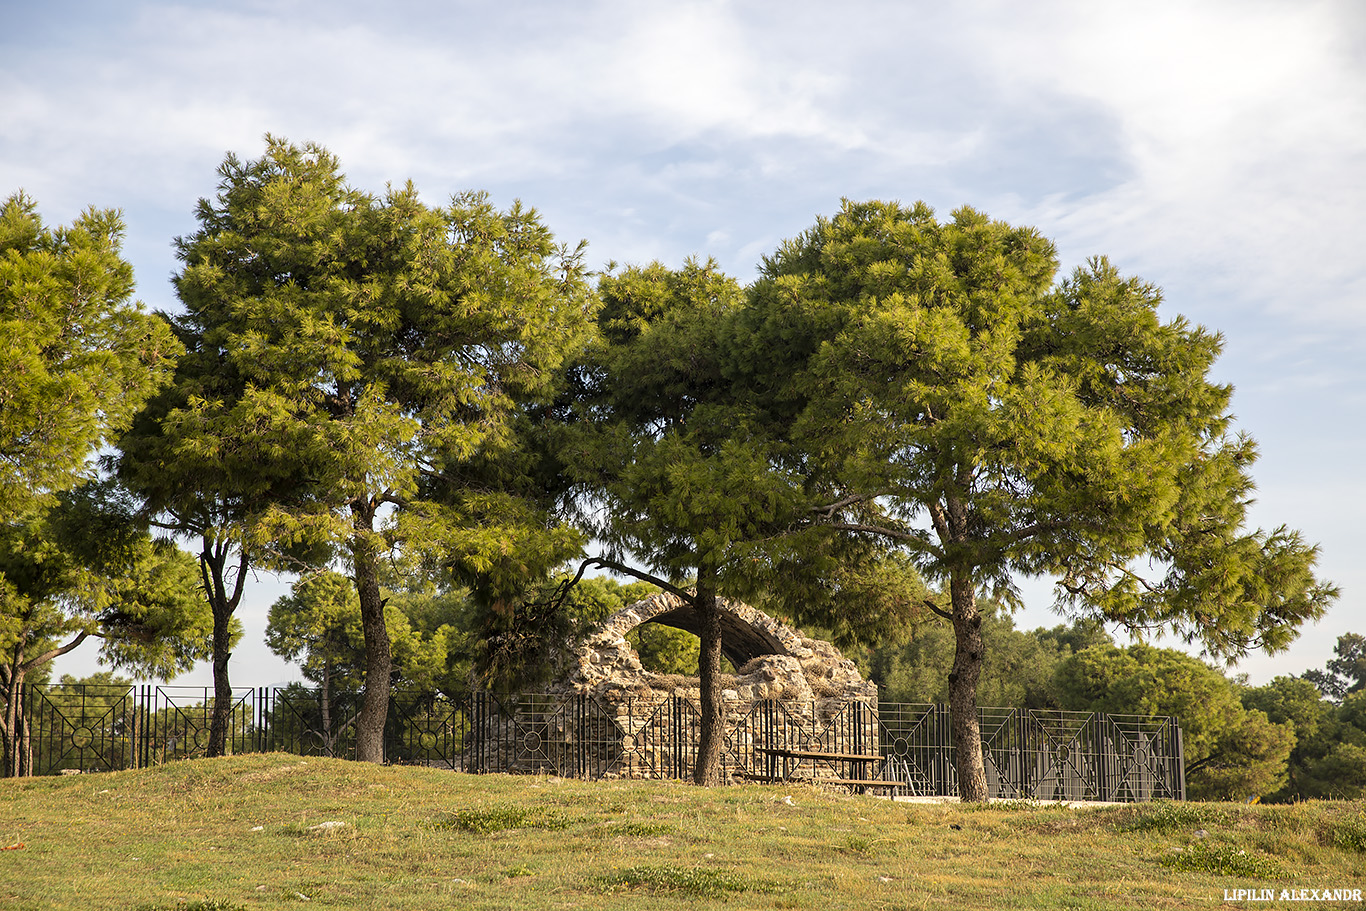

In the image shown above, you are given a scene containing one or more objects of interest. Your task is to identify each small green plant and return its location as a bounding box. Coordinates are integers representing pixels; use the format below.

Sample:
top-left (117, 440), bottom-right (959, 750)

top-left (1328, 812), bottom-right (1366, 852)
top-left (602, 820), bottom-right (674, 837)
top-left (1120, 801), bottom-right (1214, 834)
top-left (599, 864), bottom-right (774, 898)
top-left (504, 864), bottom-right (535, 878)
top-left (988, 799), bottom-right (1047, 812)
top-left (1157, 843), bottom-right (1282, 878)
top-left (432, 805), bottom-right (573, 834)
top-left (842, 835), bottom-right (894, 855)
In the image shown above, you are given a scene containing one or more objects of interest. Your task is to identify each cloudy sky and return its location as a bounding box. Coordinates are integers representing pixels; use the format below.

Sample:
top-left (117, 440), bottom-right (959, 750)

top-left (4, 0), bottom-right (1363, 690)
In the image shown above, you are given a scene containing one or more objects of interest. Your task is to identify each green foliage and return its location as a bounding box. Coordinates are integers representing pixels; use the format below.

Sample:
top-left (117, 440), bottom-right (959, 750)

top-left (436, 806), bottom-right (574, 834)
top-left (172, 136), bottom-right (595, 559)
top-left (555, 575), bottom-right (658, 627)
top-left (568, 259), bottom-right (795, 581)
top-left (0, 484), bottom-right (216, 681)
top-left (1303, 632), bottom-right (1366, 701)
top-left (266, 572), bottom-right (472, 694)
top-left (742, 198), bottom-right (1335, 658)
top-left (0, 193), bottom-right (180, 522)
top-left (1157, 842), bottom-right (1283, 878)
top-left (628, 622), bottom-right (701, 675)
top-left (866, 607), bottom-right (1106, 706)
top-left (598, 864), bottom-right (773, 898)
top-left (1243, 656), bottom-right (1366, 802)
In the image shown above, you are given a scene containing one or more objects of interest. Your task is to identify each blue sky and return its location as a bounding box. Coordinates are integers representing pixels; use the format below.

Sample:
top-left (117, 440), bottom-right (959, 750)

top-left (4, 0), bottom-right (1364, 689)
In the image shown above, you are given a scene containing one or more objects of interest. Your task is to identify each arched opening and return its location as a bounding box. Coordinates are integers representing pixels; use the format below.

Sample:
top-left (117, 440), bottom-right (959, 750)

top-left (643, 604), bottom-right (790, 669)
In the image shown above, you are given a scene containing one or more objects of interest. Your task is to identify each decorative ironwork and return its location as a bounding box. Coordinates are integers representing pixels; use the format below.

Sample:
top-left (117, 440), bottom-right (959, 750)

top-left (6, 684), bottom-right (1185, 801)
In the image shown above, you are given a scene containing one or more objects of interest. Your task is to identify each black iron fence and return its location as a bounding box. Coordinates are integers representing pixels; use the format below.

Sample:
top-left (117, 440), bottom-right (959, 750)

top-left (4, 684), bottom-right (1184, 801)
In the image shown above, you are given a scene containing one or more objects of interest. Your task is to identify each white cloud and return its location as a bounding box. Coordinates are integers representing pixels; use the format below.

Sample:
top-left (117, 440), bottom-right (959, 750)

top-left (6, 0), bottom-right (1360, 687)
top-left (962, 0), bottom-right (1366, 328)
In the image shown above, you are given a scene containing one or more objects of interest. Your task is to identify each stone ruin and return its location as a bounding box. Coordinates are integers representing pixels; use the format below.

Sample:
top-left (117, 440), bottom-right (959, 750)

top-left (565, 591), bottom-right (876, 704)
top-left (471, 592), bottom-right (880, 782)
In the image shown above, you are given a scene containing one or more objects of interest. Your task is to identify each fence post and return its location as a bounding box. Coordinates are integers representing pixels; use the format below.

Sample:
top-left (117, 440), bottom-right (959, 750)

top-left (1171, 716), bottom-right (1186, 801)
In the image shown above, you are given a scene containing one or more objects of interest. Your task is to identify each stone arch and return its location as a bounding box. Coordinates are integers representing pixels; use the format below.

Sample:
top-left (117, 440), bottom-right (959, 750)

top-left (562, 591), bottom-right (875, 703)
top-left (620, 591), bottom-right (805, 668)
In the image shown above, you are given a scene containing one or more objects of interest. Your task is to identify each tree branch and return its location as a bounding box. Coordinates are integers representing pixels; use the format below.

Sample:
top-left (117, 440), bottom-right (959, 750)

top-left (19, 630), bottom-right (93, 676)
top-left (227, 544), bottom-right (250, 612)
top-left (810, 492), bottom-right (884, 518)
top-left (923, 598), bottom-right (953, 622)
top-left (578, 556), bottom-right (696, 606)
top-left (829, 521), bottom-right (919, 543)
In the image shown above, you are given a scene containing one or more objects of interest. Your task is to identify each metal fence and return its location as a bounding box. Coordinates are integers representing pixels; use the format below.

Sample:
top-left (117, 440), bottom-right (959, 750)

top-left (5, 684), bottom-right (1184, 801)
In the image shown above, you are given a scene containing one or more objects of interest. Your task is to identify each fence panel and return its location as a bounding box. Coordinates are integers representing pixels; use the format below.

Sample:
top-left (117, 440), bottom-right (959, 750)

top-left (21, 684), bottom-right (141, 775)
top-left (146, 687), bottom-right (257, 764)
top-left (8, 684), bottom-right (1185, 800)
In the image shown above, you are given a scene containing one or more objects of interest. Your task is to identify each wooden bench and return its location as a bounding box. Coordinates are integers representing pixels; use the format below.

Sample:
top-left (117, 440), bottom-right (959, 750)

top-left (754, 747), bottom-right (903, 793)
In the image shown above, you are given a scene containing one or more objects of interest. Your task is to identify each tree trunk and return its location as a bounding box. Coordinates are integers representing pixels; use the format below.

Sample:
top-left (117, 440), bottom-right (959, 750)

top-left (693, 564), bottom-right (725, 786)
top-left (18, 703), bottom-right (31, 778)
top-left (1, 668), bottom-right (22, 778)
top-left (352, 506), bottom-right (391, 764)
top-left (947, 571), bottom-right (989, 802)
top-left (319, 658), bottom-right (333, 755)
top-left (207, 600), bottom-right (234, 757)
top-left (204, 541), bottom-right (247, 759)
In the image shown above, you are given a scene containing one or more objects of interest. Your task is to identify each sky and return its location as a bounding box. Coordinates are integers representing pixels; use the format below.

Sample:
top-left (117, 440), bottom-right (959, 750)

top-left (3, 0), bottom-right (1364, 692)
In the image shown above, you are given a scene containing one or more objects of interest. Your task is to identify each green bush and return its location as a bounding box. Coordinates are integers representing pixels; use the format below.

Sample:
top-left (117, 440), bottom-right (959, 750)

top-left (1158, 843), bottom-right (1282, 878)
top-left (1328, 812), bottom-right (1366, 852)
top-left (599, 865), bottom-right (773, 898)
top-left (434, 805), bottom-right (574, 834)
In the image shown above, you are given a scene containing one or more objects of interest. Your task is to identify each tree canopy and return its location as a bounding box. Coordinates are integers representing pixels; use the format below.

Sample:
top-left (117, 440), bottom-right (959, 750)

top-left (737, 200), bottom-right (1337, 800)
top-left (0, 175), bottom-right (1339, 798)
top-left (0, 482), bottom-right (213, 775)
top-left (169, 136), bottom-right (597, 762)
top-left (0, 193), bottom-right (179, 521)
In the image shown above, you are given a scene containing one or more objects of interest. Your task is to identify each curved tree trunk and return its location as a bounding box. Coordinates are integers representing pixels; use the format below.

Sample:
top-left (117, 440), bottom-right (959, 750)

top-left (352, 505), bottom-right (391, 764)
top-left (948, 571), bottom-right (989, 802)
top-left (693, 563), bottom-right (725, 786)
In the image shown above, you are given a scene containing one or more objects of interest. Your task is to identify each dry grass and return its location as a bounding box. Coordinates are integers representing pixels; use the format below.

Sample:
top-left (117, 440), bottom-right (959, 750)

top-left (0, 754), bottom-right (1363, 910)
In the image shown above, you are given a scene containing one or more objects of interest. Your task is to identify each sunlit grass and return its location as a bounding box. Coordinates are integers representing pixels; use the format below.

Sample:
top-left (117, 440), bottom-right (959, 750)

top-left (0, 754), bottom-right (1363, 910)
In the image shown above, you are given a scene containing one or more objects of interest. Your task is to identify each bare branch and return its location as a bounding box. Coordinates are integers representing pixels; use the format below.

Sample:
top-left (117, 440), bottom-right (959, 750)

top-left (580, 556), bottom-right (696, 605)
top-left (923, 598), bottom-right (953, 621)
top-left (20, 631), bottom-right (92, 676)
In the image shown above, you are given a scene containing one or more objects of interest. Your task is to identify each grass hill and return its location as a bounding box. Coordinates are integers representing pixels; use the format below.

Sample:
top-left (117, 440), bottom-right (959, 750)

top-left (1, 753), bottom-right (1363, 910)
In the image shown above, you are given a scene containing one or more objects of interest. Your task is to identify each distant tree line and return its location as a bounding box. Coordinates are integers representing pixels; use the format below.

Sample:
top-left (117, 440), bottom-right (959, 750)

top-left (1, 137), bottom-right (1337, 797)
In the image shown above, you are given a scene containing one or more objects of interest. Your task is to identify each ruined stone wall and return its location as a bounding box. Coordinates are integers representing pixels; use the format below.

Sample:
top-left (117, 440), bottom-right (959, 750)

top-left (473, 593), bottom-right (880, 782)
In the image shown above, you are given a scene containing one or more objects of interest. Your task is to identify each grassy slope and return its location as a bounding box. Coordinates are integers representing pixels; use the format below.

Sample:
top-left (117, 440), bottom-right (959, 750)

top-left (0, 754), bottom-right (1363, 911)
